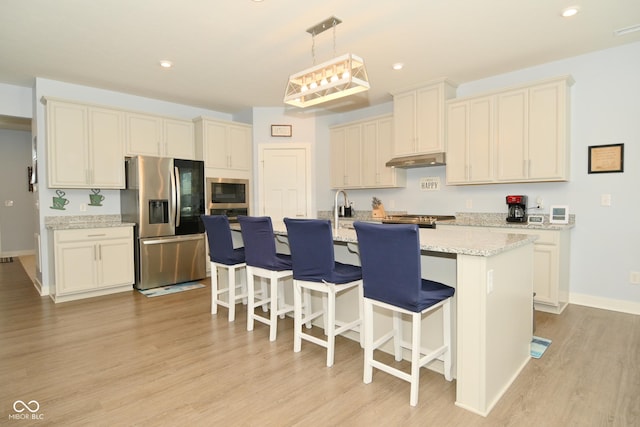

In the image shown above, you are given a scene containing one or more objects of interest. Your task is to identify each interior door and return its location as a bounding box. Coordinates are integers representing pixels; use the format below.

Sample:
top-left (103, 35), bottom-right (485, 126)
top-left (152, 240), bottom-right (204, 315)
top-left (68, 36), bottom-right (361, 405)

top-left (259, 144), bottom-right (311, 222)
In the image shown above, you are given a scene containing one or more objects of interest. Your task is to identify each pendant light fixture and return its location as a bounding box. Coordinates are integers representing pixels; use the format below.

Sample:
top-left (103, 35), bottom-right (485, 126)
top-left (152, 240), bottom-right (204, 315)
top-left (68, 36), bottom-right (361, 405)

top-left (284, 16), bottom-right (370, 108)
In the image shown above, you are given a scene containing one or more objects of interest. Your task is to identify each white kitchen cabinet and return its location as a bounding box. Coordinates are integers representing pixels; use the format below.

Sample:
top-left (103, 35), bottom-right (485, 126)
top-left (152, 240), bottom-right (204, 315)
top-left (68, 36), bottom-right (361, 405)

top-left (447, 75), bottom-right (573, 185)
top-left (51, 226), bottom-right (134, 303)
top-left (439, 224), bottom-right (570, 314)
top-left (446, 96), bottom-right (494, 184)
top-left (496, 78), bottom-right (573, 182)
top-left (45, 99), bottom-right (125, 189)
top-left (125, 112), bottom-right (195, 159)
top-left (331, 124), bottom-right (362, 188)
top-left (194, 117), bottom-right (252, 178)
top-left (392, 79), bottom-right (457, 157)
top-left (331, 115), bottom-right (405, 189)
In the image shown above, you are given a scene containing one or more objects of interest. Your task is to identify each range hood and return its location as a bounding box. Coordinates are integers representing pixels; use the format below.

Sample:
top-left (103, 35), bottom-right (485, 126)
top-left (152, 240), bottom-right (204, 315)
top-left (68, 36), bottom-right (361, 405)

top-left (385, 153), bottom-right (446, 168)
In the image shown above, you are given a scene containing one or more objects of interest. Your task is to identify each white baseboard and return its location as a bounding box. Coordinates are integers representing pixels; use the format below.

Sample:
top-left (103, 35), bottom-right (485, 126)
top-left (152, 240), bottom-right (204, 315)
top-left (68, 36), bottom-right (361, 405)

top-left (569, 292), bottom-right (640, 316)
top-left (0, 250), bottom-right (35, 258)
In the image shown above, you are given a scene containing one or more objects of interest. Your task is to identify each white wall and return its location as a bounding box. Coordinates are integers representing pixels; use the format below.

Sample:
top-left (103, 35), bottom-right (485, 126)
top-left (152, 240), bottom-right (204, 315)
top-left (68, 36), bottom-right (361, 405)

top-left (0, 129), bottom-right (36, 256)
top-left (312, 41), bottom-right (640, 314)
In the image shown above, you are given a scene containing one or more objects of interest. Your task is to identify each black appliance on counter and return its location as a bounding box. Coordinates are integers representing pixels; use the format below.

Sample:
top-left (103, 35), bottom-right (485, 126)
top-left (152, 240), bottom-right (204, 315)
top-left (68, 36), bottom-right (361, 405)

top-left (381, 214), bottom-right (455, 229)
top-left (506, 195), bottom-right (527, 222)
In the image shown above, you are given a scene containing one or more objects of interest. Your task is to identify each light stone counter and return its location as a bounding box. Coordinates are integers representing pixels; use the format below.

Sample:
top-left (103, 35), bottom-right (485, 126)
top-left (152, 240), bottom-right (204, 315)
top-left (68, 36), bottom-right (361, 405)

top-left (269, 220), bottom-right (537, 257)
top-left (440, 212), bottom-right (575, 231)
top-left (45, 215), bottom-right (135, 230)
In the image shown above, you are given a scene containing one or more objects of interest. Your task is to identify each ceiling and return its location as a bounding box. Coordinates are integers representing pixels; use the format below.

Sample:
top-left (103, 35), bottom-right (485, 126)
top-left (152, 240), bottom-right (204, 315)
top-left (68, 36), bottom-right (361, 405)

top-left (1, 0), bottom-right (640, 116)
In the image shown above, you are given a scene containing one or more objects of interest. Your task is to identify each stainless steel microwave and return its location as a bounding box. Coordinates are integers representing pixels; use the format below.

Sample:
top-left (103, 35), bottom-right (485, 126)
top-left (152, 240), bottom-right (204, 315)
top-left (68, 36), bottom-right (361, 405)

top-left (206, 177), bottom-right (249, 219)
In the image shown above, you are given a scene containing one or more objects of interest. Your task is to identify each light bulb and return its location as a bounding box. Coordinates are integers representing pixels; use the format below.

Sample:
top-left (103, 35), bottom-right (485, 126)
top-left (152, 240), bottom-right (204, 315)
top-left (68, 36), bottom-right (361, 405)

top-left (320, 77), bottom-right (328, 86)
top-left (310, 81), bottom-right (318, 89)
top-left (342, 71), bottom-right (350, 79)
top-left (301, 84), bottom-right (308, 92)
top-left (331, 74), bottom-right (339, 83)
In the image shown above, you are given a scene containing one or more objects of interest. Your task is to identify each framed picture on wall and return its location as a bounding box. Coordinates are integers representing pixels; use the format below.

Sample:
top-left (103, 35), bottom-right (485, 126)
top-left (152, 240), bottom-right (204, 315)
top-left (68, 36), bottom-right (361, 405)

top-left (271, 124), bottom-right (292, 137)
top-left (588, 143), bottom-right (624, 173)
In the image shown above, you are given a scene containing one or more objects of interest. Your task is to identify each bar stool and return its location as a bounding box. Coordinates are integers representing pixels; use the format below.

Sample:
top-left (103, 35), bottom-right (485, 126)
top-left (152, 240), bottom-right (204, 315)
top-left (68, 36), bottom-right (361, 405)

top-left (201, 215), bottom-right (247, 322)
top-left (284, 218), bottom-right (363, 367)
top-left (353, 221), bottom-right (455, 407)
top-left (238, 215), bottom-right (298, 342)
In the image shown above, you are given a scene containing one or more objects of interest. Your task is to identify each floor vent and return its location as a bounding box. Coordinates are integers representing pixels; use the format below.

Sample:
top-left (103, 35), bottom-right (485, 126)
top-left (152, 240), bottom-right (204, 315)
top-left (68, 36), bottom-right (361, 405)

top-left (0, 257), bottom-right (14, 263)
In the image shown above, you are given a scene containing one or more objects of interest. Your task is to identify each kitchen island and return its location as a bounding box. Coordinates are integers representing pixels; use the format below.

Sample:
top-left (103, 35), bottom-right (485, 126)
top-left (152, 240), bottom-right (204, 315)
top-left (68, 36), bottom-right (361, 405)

top-left (265, 221), bottom-right (536, 416)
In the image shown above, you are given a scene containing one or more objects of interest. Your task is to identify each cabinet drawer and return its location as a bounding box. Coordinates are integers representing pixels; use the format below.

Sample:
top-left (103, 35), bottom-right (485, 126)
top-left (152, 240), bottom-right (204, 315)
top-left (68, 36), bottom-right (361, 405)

top-left (55, 227), bottom-right (132, 243)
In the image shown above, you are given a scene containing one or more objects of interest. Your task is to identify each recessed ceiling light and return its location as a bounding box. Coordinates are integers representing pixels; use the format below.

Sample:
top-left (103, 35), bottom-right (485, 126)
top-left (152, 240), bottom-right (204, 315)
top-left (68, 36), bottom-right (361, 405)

top-left (561, 6), bottom-right (580, 18)
top-left (392, 63), bottom-right (404, 70)
top-left (159, 60), bottom-right (173, 68)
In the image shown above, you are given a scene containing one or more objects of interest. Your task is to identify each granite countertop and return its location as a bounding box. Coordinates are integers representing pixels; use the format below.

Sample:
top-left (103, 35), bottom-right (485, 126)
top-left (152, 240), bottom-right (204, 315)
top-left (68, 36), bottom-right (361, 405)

top-left (45, 215), bottom-right (135, 230)
top-left (263, 220), bottom-right (537, 257)
top-left (439, 212), bottom-right (576, 231)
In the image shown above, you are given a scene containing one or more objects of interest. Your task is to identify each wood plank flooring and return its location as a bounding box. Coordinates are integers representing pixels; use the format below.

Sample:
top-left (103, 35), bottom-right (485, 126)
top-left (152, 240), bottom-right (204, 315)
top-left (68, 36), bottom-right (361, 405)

top-left (1, 260), bottom-right (639, 426)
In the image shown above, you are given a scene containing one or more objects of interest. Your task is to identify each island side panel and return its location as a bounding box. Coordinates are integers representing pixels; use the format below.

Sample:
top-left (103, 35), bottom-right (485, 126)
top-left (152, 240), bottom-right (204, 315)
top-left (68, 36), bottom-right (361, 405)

top-left (455, 242), bottom-right (534, 416)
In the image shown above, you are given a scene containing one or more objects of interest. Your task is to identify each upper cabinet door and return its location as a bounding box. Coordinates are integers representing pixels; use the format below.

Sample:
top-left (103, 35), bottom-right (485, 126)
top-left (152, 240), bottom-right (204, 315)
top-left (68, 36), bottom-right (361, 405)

top-left (125, 112), bottom-right (163, 156)
top-left (88, 107), bottom-right (125, 188)
top-left (47, 101), bottom-right (89, 187)
top-left (164, 118), bottom-right (195, 159)
top-left (528, 81), bottom-right (569, 180)
top-left (495, 88), bottom-right (528, 181)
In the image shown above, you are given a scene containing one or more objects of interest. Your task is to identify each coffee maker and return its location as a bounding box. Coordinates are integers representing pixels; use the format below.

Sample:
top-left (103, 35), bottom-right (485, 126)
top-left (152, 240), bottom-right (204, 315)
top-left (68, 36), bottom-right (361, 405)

top-left (506, 195), bottom-right (527, 222)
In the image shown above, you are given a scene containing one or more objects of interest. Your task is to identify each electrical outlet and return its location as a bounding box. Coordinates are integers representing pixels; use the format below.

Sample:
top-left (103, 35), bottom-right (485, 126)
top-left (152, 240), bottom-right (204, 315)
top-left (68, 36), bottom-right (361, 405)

top-left (630, 271), bottom-right (640, 285)
top-left (601, 194), bottom-right (612, 207)
top-left (80, 204), bottom-right (87, 212)
top-left (536, 197), bottom-right (544, 209)
top-left (466, 199), bottom-right (473, 209)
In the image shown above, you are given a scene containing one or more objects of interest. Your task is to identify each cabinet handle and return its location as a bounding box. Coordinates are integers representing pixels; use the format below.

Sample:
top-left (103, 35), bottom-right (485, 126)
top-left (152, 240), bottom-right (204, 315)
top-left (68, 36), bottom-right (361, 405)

top-left (87, 234), bottom-right (107, 237)
top-left (98, 244), bottom-right (101, 261)
top-left (468, 165), bottom-right (472, 180)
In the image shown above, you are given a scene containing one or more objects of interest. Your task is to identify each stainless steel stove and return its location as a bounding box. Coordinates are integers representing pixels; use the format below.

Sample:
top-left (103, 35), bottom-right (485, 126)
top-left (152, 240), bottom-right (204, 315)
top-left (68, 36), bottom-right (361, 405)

top-left (381, 214), bottom-right (456, 229)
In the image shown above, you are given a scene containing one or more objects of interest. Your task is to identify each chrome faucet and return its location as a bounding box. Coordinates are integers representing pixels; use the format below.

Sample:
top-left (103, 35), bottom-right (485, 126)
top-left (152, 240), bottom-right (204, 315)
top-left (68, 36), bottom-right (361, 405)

top-left (334, 189), bottom-right (348, 233)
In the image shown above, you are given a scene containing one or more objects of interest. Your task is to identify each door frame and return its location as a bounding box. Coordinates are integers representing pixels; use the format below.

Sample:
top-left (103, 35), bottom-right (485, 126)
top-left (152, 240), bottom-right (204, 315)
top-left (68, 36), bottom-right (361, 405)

top-left (257, 142), bottom-right (314, 218)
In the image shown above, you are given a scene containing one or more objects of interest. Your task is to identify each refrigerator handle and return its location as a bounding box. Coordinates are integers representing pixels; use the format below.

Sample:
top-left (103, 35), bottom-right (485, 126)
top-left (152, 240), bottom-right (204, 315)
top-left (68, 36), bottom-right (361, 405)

top-left (174, 166), bottom-right (181, 228)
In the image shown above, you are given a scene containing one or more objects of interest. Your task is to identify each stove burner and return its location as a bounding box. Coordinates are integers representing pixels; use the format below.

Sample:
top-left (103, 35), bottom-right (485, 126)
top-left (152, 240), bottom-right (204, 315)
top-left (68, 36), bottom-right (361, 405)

top-left (381, 214), bottom-right (456, 228)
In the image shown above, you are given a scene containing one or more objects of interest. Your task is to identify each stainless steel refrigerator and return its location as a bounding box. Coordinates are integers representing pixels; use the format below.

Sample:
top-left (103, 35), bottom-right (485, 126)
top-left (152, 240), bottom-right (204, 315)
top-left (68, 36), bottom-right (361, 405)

top-left (120, 156), bottom-right (206, 290)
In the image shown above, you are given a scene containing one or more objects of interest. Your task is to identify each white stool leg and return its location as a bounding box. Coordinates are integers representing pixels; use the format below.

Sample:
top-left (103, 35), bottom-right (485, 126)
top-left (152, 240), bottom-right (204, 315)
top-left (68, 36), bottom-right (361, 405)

top-left (246, 267), bottom-right (255, 331)
top-left (303, 288), bottom-right (312, 329)
top-left (393, 311), bottom-right (403, 361)
top-left (357, 283), bottom-right (364, 348)
top-left (210, 261), bottom-right (219, 315)
top-left (261, 280), bottom-right (269, 312)
top-left (326, 287), bottom-right (336, 367)
top-left (269, 274), bottom-right (278, 341)
top-left (228, 265), bottom-right (236, 322)
top-left (321, 294), bottom-right (328, 333)
top-left (443, 299), bottom-right (453, 381)
top-left (409, 312), bottom-right (421, 406)
top-left (278, 281), bottom-right (286, 319)
top-left (363, 298), bottom-right (374, 384)
top-left (293, 281), bottom-right (303, 353)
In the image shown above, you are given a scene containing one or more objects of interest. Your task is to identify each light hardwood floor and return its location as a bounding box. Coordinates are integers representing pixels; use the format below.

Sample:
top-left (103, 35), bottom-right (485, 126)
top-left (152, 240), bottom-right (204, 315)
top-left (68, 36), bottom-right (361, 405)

top-left (1, 260), bottom-right (638, 426)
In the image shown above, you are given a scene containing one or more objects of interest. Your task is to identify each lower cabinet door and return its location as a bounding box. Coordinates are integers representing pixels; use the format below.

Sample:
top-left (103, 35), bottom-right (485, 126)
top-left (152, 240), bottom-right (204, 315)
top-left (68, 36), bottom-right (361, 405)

top-left (97, 239), bottom-right (134, 288)
top-left (55, 242), bottom-right (98, 294)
